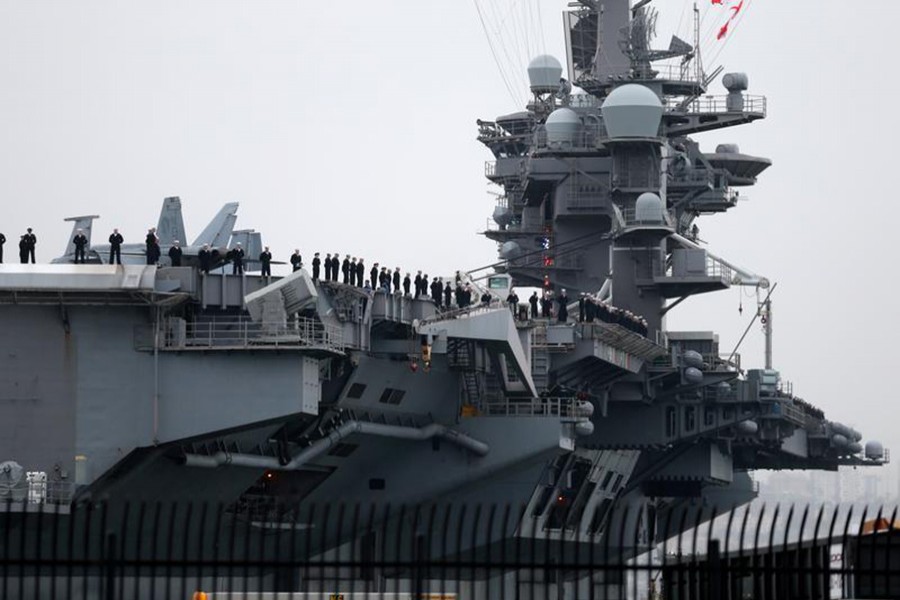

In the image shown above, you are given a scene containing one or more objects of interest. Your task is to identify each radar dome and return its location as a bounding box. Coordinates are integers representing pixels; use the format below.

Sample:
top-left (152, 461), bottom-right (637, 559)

top-left (865, 441), bottom-right (884, 460)
top-left (715, 144), bottom-right (740, 154)
top-left (500, 241), bottom-right (522, 259)
top-left (635, 192), bottom-right (666, 224)
top-left (600, 84), bottom-right (663, 138)
top-left (492, 205), bottom-right (513, 228)
top-left (736, 420), bottom-right (759, 435)
top-left (575, 420), bottom-right (595, 437)
top-left (545, 108), bottom-right (581, 148)
top-left (528, 55), bottom-right (563, 94)
top-left (683, 367), bottom-right (703, 385)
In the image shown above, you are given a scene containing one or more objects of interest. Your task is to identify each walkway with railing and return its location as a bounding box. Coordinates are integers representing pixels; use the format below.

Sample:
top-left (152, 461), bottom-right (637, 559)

top-left (162, 316), bottom-right (345, 354)
top-left (481, 396), bottom-right (577, 418)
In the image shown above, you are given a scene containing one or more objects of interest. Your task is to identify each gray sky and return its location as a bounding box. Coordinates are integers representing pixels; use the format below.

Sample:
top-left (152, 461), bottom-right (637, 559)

top-left (2, 2), bottom-right (898, 467)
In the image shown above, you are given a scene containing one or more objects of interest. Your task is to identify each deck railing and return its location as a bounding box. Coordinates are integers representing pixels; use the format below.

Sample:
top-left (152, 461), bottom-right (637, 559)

top-left (163, 316), bottom-right (345, 353)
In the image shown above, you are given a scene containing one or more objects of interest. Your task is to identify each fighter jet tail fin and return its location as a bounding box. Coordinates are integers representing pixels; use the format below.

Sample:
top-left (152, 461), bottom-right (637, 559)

top-left (230, 230), bottom-right (263, 267)
top-left (192, 202), bottom-right (239, 248)
top-left (60, 215), bottom-right (100, 258)
top-left (156, 197), bottom-right (187, 246)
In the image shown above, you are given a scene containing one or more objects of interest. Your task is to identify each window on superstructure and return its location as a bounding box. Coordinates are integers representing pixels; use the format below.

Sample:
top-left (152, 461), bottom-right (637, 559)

top-left (684, 407), bottom-right (696, 432)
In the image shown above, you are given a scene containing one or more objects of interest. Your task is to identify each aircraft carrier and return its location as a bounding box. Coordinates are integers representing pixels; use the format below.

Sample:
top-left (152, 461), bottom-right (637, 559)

top-left (0, 1), bottom-right (889, 597)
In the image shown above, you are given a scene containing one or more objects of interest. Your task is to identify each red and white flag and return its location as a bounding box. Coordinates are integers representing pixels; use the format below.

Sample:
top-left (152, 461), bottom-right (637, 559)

top-left (711, 0), bottom-right (746, 40)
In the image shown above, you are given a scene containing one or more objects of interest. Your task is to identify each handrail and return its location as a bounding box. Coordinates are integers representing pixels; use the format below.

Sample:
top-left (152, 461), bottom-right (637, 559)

top-left (164, 316), bottom-right (344, 352)
top-left (481, 397), bottom-right (578, 419)
top-left (665, 95), bottom-right (767, 116)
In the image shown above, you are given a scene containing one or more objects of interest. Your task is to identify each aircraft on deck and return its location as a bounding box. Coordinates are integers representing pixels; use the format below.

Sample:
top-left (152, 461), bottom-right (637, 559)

top-left (51, 197), bottom-right (265, 270)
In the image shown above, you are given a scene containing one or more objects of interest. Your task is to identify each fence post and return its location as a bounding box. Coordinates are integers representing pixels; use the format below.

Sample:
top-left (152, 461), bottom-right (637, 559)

top-left (104, 532), bottom-right (117, 600)
top-left (707, 539), bottom-right (721, 600)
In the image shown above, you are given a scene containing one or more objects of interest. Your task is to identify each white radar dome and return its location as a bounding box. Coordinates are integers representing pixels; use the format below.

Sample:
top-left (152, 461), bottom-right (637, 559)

top-left (500, 241), bottom-right (522, 259)
top-left (601, 84), bottom-right (663, 139)
top-left (865, 441), bottom-right (884, 460)
top-left (635, 193), bottom-right (666, 223)
top-left (545, 108), bottom-right (581, 147)
top-left (492, 205), bottom-right (513, 228)
top-left (715, 144), bottom-right (740, 154)
top-left (528, 55), bottom-right (563, 94)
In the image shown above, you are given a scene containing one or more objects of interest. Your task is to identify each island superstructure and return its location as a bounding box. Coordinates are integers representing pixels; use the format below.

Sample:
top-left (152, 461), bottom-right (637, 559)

top-left (0, 1), bottom-right (887, 596)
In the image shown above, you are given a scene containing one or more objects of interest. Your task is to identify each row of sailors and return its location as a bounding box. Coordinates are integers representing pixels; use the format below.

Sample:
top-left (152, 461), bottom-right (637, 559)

top-left (579, 295), bottom-right (649, 336)
top-left (37, 230), bottom-right (653, 336)
top-left (508, 290), bottom-right (649, 335)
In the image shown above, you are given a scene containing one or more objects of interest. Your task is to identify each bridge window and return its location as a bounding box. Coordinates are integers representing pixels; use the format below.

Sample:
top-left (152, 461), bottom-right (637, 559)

top-left (684, 407), bottom-right (696, 432)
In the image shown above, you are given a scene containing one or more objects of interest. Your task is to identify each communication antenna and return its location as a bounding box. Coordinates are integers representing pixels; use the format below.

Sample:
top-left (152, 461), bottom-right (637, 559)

top-left (693, 2), bottom-right (703, 87)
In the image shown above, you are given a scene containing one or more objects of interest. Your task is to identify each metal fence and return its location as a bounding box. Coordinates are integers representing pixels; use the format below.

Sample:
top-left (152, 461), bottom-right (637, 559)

top-left (162, 317), bottom-right (345, 354)
top-left (1, 500), bottom-right (898, 599)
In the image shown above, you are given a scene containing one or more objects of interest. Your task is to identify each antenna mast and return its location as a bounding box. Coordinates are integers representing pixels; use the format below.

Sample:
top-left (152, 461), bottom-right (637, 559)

top-left (693, 2), bottom-right (703, 87)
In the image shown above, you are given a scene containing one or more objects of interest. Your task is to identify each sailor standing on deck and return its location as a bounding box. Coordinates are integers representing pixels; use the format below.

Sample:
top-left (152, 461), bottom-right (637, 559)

top-left (260, 246), bottom-right (272, 277)
top-left (403, 272), bottom-right (411, 296)
top-left (168, 240), bottom-right (183, 267)
top-left (18, 236), bottom-right (28, 263)
top-left (430, 277), bottom-right (442, 305)
top-left (290, 249), bottom-right (302, 272)
top-left (342, 254), bottom-right (351, 284)
top-left (323, 254), bottom-right (332, 281)
top-left (108, 229), bottom-right (124, 265)
top-left (444, 281), bottom-right (452, 309)
top-left (349, 258), bottom-right (358, 286)
top-left (24, 228), bottom-right (36, 263)
top-left (506, 289), bottom-right (519, 319)
top-left (145, 228), bottom-right (160, 265)
top-left (72, 229), bottom-right (88, 264)
top-left (370, 263), bottom-right (379, 290)
top-left (529, 292), bottom-right (538, 319)
top-left (557, 289), bottom-right (569, 323)
top-left (231, 243), bottom-right (245, 275)
top-left (0, 231), bottom-right (5, 263)
top-left (413, 271), bottom-right (422, 297)
top-left (198, 244), bottom-right (211, 274)
top-left (355, 259), bottom-right (365, 287)
top-left (312, 252), bottom-right (321, 279)
top-left (393, 267), bottom-right (401, 293)
top-left (331, 251), bottom-right (340, 281)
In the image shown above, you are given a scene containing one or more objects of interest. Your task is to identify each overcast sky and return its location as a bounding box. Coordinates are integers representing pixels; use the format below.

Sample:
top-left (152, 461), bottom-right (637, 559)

top-left (1, 1), bottom-right (898, 475)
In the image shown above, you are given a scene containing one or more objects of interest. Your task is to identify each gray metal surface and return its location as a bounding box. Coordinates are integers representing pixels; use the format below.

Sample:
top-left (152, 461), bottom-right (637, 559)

top-left (0, 0), bottom-right (888, 596)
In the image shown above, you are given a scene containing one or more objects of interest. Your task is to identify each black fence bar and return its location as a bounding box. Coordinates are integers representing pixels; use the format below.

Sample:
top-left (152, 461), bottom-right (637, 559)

top-left (1, 500), bottom-right (899, 600)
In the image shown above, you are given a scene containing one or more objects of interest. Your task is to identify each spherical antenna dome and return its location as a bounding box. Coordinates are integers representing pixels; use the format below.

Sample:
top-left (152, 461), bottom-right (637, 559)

top-left (500, 241), bottom-right (522, 259)
top-left (715, 143), bottom-right (740, 154)
top-left (865, 440), bottom-right (885, 460)
top-left (528, 55), bottom-right (563, 94)
top-left (492, 205), bottom-right (513, 227)
top-left (544, 107), bottom-right (581, 148)
top-left (601, 84), bottom-right (663, 138)
top-left (634, 192), bottom-right (665, 223)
